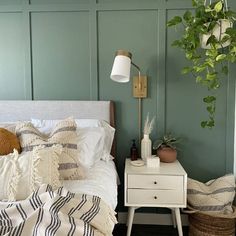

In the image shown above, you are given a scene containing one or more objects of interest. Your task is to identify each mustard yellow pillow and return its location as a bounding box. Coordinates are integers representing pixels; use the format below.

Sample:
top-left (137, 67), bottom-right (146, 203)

top-left (0, 128), bottom-right (21, 155)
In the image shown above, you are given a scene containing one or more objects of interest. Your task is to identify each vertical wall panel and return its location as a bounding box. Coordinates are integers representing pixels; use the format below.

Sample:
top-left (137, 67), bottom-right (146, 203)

top-left (166, 9), bottom-right (229, 181)
top-left (0, 13), bottom-right (26, 99)
top-left (98, 9), bottom-right (158, 180)
top-left (31, 11), bottom-right (90, 100)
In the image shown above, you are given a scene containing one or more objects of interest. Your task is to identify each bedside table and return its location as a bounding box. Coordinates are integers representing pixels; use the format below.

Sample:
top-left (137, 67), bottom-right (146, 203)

top-left (124, 159), bottom-right (187, 236)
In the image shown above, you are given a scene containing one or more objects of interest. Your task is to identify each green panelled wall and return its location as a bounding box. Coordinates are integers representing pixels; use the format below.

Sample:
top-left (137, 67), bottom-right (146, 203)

top-left (0, 0), bottom-right (236, 211)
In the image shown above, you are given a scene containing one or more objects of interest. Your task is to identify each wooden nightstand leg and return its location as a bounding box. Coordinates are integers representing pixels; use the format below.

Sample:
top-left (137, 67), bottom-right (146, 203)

top-left (126, 207), bottom-right (135, 236)
top-left (171, 209), bottom-right (176, 228)
top-left (174, 208), bottom-right (183, 236)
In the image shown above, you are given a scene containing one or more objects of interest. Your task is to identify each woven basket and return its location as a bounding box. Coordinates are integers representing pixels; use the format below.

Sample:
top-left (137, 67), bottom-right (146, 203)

top-left (188, 211), bottom-right (235, 236)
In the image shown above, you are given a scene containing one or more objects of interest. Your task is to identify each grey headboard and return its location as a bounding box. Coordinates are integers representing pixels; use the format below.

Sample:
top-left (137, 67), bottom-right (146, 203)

top-left (0, 100), bottom-right (114, 125)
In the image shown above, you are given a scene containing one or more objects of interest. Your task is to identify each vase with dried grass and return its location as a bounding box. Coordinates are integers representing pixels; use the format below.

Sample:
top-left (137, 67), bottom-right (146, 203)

top-left (141, 114), bottom-right (155, 162)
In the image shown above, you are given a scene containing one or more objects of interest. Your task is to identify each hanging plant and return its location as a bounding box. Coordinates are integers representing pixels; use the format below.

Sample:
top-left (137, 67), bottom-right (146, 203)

top-left (167, 0), bottom-right (236, 128)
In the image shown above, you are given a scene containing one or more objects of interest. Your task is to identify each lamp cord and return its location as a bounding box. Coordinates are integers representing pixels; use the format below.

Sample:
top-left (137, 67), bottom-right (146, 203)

top-left (138, 97), bottom-right (142, 150)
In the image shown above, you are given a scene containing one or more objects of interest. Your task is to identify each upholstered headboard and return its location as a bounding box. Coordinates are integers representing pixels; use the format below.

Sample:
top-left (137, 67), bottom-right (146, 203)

top-left (0, 100), bottom-right (115, 156)
top-left (0, 100), bottom-right (114, 124)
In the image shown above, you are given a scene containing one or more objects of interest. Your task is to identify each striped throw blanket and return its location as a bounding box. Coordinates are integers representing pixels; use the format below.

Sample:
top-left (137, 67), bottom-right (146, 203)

top-left (0, 185), bottom-right (117, 236)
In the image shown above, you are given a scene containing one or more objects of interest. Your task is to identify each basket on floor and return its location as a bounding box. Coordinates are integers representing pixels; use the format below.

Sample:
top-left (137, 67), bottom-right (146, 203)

top-left (188, 210), bottom-right (236, 236)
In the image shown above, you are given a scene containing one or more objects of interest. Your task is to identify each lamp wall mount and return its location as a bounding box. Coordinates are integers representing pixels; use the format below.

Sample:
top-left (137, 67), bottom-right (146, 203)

top-left (133, 75), bottom-right (147, 98)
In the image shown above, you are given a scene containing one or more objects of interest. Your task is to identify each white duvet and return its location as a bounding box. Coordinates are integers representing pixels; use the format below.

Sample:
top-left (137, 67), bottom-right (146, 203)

top-left (62, 160), bottom-right (118, 210)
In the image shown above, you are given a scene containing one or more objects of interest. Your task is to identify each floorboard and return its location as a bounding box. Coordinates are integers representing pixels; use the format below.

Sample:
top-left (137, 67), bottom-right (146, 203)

top-left (113, 224), bottom-right (189, 236)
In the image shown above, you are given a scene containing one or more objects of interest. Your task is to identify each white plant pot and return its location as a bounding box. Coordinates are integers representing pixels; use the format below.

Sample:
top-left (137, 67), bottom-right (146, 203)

top-left (200, 19), bottom-right (232, 49)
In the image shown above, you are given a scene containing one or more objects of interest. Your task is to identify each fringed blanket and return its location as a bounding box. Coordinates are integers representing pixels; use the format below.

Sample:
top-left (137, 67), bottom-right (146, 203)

top-left (0, 185), bottom-right (117, 236)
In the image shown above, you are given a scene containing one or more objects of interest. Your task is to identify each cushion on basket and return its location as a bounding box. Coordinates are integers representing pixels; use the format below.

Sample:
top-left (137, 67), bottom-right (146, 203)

top-left (187, 174), bottom-right (235, 214)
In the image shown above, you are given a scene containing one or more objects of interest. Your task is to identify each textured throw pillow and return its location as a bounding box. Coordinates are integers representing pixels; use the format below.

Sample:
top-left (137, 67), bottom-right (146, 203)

top-left (16, 118), bottom-right (85, 180)
top-left (0, 146), bottom-right (62, 201)
top-left (0, 128), bottom-right (21, 155)
top-left (187, 174), bottom-right (235, 214)
top-left (31, 118), bottom-right (115, 161)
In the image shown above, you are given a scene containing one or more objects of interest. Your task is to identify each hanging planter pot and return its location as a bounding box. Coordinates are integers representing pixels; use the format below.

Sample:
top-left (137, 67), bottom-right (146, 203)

top-left (200, 19), bottom-right (233, 49)
top-left (167, 0), bottom-right (236, 128)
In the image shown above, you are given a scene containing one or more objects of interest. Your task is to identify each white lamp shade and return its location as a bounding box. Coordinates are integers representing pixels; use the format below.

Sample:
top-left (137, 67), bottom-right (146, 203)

top-left (110, 55), bottom-right (131, 83)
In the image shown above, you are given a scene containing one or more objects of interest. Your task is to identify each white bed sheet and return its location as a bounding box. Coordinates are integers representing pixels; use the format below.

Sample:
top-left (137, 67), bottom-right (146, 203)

top-left (62, 160), bottom-right (118, 210)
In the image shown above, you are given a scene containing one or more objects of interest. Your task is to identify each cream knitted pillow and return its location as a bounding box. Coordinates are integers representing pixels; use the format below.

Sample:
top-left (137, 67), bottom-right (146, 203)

top-left (0, 146), bottom-right (62, 201)
top-left (187, 174), bottom-right (235, 214)
top-left (16, 118), bottom-right (84, 180)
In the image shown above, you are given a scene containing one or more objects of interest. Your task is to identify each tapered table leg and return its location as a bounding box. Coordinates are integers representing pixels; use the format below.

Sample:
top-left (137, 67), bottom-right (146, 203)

top-left (126, 207), bottom-right (135, 236)
top-left (174, 208), bottom-right (183, 236)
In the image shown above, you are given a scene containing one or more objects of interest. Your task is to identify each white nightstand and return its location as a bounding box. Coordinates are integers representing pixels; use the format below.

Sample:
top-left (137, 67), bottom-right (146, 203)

top-left (124, 159), bottom-right (187, 236)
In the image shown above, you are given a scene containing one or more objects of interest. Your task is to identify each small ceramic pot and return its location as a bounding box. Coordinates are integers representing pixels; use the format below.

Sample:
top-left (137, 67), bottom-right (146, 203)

top-left (157, 147), bottom-right (177, 163)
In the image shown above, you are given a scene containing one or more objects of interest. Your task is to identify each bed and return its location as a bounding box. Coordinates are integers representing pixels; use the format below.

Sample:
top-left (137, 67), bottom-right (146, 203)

top-left (0, 100), bottom-right (118, 236)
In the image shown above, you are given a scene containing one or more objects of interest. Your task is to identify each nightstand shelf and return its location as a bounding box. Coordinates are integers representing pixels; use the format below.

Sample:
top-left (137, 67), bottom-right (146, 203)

top-left (124, 159), bottom-right (187, 236)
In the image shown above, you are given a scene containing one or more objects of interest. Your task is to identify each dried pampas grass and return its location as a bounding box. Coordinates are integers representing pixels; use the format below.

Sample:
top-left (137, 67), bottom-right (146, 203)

top-left (143, 113), bottom-right (155, 135)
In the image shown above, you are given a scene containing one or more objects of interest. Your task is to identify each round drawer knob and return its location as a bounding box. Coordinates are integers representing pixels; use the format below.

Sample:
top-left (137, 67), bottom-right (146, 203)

top-left (154, 181), bottom-right (157, 184)
top-left (154, 196), bottom-right (157, 199)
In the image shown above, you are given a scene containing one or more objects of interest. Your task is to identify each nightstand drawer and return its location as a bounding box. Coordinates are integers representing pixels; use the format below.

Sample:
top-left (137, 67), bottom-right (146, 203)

top-left (128, 174), bottom-right (183, 190)
top-left (127, 189), bottom-right (184, 205)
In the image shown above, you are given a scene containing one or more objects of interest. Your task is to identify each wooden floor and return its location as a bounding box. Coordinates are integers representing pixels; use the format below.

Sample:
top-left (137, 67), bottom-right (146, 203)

top-left (113, 224), bottom-right (189, 236)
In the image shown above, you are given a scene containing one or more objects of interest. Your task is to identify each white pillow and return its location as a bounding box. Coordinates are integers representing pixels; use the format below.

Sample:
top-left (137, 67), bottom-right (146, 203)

top-left (31, 118), bottom-right (103, 134)
top-left (99, 121), bottom-right (115, 161)
top-left (76, 127), bottom-right (106, 168)
top-left (31, 118), bottom-right (115, 162)
top-left (0, 146), bottom-right (62, 201)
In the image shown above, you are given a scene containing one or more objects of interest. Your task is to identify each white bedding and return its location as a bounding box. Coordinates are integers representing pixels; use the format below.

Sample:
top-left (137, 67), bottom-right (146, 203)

top-left (62, 160), bottom-right (118, 210)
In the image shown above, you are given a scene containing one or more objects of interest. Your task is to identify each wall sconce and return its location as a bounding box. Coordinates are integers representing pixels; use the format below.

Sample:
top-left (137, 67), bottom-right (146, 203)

top-left (110, 49), bottom-right (148, 145)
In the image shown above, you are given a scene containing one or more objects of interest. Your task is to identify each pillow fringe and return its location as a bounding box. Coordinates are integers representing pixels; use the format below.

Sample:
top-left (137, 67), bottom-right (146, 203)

top-left (32, 145), bottom-right (62, 190)
top-left (7, 149), bottom-right (21, 201)
top-left (32, 146), bottom-right (44, 191)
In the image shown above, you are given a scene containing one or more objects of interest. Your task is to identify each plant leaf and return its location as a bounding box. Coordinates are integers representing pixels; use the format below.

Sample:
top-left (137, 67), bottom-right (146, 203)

top-left (226, 28), bottom-right (236, 38)
top-left (203, 96), bottom-right (216, 103)
top-left (171, 39), bottom-right (182, 47)
top-left (206, 72), bottom-right (217, 81)
top-left (206, 35), bottom-right (217, 45)
top-left (207, 119), bottom-right (215, 128)
top-left (196, 76), bottom-right (202, 83)
top-left (214, 1), bottom-right (223, 13)
top-left (181, 67), bottom-right (192, 74)
top-left (167, 16), bottom-right (182, 27)
top-left (192, 0), bottom-right (197, 6)
top-left (183, 10), bottom-right (192, 22)
top-left (207, 105), bottom-right (215, 115)
top-left (201, 121), bottom-right (207, 128)
top-left (193, 65), bottom-right (206, 73)
top-left (216, 54), bottom-right (226, 61)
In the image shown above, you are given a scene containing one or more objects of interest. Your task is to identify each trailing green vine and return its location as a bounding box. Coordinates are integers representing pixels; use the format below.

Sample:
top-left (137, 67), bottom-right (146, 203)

top-left (167, 0), bottom-right (236, 128)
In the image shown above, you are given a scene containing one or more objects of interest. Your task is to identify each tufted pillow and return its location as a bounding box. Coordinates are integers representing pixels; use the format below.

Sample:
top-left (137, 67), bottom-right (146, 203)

top-left (16, 118), bottom-right (85, 180)
top-left (0, 128), bottom-right (21, 155)
top-left (0, 146), bottom-right (62, 201)
top-left (187, 174), bottom-right (235, 215)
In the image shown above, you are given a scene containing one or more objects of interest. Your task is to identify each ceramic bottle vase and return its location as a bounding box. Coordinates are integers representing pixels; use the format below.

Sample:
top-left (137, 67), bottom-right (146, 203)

top-left (141, 134), bottom-right (152, 162)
